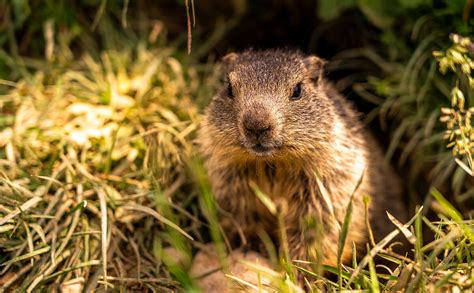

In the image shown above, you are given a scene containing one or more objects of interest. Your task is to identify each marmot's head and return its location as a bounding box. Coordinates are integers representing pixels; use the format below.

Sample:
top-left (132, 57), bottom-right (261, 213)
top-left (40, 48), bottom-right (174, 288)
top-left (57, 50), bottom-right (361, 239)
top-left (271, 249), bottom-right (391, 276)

top-left (204, 49), bottom-right (334, 160)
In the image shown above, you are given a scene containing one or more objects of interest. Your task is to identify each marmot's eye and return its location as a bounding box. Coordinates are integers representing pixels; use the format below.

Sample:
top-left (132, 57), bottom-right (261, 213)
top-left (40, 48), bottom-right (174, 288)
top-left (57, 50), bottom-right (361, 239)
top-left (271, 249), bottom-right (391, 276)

top-left (290, 83), bottom-right (302, 100)
top-left (227, 82), bottom-right (234, 99)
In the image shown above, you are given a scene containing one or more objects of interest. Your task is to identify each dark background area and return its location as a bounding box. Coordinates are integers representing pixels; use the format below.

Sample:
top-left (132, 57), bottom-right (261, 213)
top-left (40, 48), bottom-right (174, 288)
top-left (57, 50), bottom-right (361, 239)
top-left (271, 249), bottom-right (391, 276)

top-left (151, 0), bottom-right (375, 55)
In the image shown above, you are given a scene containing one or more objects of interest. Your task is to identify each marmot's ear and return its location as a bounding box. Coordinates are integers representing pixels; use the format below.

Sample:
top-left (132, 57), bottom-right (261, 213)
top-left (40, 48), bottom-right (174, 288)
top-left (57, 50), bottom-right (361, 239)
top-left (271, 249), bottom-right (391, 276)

top-left (304, 55), bottom-right (326, 81)
top-left (222, 52), bottom-right (238, 72)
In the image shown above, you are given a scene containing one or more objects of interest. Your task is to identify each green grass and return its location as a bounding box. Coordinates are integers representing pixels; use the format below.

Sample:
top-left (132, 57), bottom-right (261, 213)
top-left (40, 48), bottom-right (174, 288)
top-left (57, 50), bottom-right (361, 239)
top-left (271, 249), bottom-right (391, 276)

top-left (0, 7), bottom-right (473, 292)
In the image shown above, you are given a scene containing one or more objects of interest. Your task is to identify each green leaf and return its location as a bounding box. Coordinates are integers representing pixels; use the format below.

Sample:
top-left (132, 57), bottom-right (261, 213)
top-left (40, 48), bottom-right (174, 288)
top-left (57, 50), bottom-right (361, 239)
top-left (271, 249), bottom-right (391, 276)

top-left (12, 0), bottom-right (31, 27)
top-left (367, 244), bottom-right (380, 292)
top-left (338, 170), bottom-right (364, 289)
top-left (399, 0), bottom-right (432, 9)
top-left (318, 0), bottom-right (358, 21)
top-left (357, 0), bottom-right (399, 29)
top-left (430, 188), bottom-right (463, 222)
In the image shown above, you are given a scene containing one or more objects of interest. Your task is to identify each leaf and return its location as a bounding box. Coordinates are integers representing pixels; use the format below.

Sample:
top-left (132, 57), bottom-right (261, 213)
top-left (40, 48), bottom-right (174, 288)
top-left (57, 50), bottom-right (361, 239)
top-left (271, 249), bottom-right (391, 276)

top-left (399, 0), bottom-right (432, 9)
top-left (357, 0), bottom-right (399, 29)
top-left (12, 0), bottom-right (32, 27)
top-left (430, 188), bottom-right (463, 222)
top-left (317, 0), bottom-right (357, 21)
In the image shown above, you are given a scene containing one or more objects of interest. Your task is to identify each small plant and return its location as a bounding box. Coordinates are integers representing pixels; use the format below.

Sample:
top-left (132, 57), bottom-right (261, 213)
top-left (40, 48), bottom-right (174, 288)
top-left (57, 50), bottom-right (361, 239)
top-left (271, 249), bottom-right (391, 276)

top-left (435, 34), bottom-right (474, 175)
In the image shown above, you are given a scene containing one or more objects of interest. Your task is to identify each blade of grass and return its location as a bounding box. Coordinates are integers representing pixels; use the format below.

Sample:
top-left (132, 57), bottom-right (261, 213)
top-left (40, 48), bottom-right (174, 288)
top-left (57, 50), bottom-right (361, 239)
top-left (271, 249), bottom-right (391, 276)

top-left (363, 195), bottom-right (376, 247)
top-left (249, 181), bottom-right (277, 216)
top-left (314, 170), bottom-right (336, 221)
top-left (42, 260), bottom-right (101, 283)
top-left (386, 211), bottom-right (416, 244)
top-left (0, 196), bottom-right (42, 225)
top-left (97, 187), bottom-right (108, 289)
top-left (406, 228), bottom-right (460, 292)
top-left (26, 250), bottom-right (72, 292)
top-left (337, 169), bottom-right (364, 289)
top-left (367, 244), bottom-right (380, 292)
top-left (352, 242), bottom-right (360, 290)
top-left (1, 246), bottom-right (51, 267)
top-left (430, 188), bottom-right (463, 222)
top-left (21, 220), bottom-right (35, 266)
top-left (225, 274), bottom-right (260, 291)
top-left (122, 204), bottom-right (194, 240)
top-left (345, 206), bottom-right (424, 288)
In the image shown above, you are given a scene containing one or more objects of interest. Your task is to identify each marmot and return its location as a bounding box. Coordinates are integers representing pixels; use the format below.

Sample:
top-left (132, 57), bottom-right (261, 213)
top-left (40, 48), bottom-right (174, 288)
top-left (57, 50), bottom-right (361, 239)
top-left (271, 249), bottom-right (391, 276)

top-left (198, 49), bottom-right (406, 267)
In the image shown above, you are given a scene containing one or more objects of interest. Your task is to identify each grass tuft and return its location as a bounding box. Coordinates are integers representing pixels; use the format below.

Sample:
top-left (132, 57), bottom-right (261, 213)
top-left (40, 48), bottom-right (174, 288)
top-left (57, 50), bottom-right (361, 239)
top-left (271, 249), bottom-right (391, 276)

top-left (0, 31), bottom-right (217, 290)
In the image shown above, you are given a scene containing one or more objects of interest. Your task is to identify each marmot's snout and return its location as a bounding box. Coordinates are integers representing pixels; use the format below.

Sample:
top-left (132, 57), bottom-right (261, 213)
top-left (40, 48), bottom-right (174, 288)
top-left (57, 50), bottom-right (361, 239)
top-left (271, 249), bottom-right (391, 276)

top-left (239, 102), bottom-right (281, 156)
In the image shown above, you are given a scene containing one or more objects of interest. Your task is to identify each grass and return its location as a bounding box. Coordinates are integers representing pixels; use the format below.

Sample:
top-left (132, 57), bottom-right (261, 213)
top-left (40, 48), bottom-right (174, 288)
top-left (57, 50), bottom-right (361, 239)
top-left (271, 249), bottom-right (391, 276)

top-left (0, 8), bottom-right (473, 293)
top-left (0, 36), bottom-right (217, 290)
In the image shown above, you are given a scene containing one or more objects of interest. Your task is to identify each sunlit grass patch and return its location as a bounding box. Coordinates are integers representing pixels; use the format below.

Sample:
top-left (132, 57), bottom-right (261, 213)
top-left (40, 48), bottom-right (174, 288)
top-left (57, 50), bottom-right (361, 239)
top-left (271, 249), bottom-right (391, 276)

top-left (0, 40), bottom-right (216, 290)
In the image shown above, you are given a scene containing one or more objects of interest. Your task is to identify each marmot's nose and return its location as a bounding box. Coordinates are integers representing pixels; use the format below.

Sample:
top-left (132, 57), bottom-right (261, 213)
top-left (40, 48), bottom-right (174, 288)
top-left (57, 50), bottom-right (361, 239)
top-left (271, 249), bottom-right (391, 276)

top-left (243, 114), bottom-right (272, 141)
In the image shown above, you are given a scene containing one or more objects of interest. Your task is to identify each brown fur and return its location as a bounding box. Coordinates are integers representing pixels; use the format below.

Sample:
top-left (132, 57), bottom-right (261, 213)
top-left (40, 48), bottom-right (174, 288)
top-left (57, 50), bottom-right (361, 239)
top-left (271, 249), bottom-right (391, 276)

top-left (198, 49), bottom-right (406, 266)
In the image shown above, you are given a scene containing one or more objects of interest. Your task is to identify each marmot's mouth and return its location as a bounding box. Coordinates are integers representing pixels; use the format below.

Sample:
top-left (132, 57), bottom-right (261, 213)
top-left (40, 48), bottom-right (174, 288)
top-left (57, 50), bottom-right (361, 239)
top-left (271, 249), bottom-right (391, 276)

top-left (249, 143), bottom-right (279, 156)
